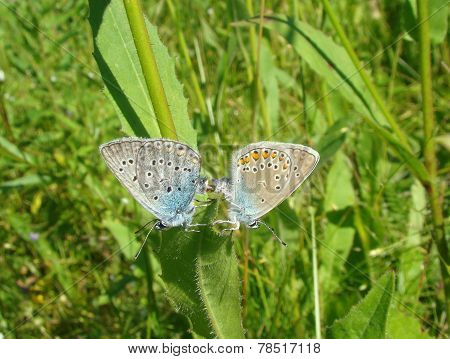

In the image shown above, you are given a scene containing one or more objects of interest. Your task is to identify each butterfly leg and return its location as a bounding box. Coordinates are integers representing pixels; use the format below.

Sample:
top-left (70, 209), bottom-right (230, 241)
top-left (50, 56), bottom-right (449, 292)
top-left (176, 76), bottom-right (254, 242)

top-left (184, 222), bottom-right (209, 232)
top-left (193, 198), bottom-right (215, 207)
top-left (213, 220), bottom-right (240, 236)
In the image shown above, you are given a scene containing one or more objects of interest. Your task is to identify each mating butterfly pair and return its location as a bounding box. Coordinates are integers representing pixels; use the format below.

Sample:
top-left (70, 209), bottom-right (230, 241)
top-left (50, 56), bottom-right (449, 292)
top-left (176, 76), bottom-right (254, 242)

top-left (100, 138), bottom-right (319, 243)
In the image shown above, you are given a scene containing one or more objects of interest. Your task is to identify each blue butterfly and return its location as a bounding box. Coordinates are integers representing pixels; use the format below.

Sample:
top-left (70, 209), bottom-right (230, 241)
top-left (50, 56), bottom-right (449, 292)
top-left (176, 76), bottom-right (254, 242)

top-left (211, 141), bottom-right (320, 244)
top-left (100, 138), bottom-right (207, 256)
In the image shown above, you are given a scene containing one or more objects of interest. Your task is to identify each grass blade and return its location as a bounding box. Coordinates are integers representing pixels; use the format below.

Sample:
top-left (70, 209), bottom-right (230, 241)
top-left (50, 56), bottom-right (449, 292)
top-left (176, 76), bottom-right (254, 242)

top-left (262, 14), bottom-right (431, 184)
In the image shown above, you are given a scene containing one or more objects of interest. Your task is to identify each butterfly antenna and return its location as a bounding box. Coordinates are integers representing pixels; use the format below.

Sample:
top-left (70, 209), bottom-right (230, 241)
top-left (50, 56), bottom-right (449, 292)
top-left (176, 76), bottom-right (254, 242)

top-left (134, 218), bottom-right (158, 236)
top-left (259, 220), bottom-right (287, 247)
top-left (134, 220), bottom-right (159, 260)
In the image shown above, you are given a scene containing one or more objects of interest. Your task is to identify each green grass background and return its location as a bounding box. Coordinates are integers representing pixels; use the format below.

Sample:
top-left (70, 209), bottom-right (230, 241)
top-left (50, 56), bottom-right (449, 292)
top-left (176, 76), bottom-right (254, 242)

top-left (0, 0), bottom-right (448, 338)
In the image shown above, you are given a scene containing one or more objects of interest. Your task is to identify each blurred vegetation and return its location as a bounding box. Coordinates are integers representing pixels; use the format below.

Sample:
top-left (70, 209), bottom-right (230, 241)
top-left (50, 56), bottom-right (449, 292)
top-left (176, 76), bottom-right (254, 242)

top-left (0, 0), bottom-right (448, 338)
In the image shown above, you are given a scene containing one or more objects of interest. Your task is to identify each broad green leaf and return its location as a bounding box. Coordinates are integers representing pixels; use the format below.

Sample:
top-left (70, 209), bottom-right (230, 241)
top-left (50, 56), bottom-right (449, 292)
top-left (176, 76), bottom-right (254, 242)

top-left (387, 305), bottom-right (432, 339)
top-left (324, 151), bottom-right (355, 212)
top-left (330, 272), bottom-right (394, 338)
top-left (262, 15), bottom-right (385, 126)
top-left (88, 0), bottom-right (197, 148)
top-left (150, 202), bottom-right (244, 338)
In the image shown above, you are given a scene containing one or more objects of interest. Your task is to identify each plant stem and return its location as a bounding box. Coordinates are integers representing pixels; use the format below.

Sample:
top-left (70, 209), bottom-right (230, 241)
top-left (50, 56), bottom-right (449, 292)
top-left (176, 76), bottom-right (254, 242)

top-left (123, 0), bottom-right (177, 140)
top-left (417, 0), bottom-right (449, 333)
top-left (320, 0), bottom-right (410, 151)
top-left (246, 0), bottom-right (272, 138)
top-left (309, 207), bottom-right (321, 339)
top-left (166, 0), bottom-right (207, 115)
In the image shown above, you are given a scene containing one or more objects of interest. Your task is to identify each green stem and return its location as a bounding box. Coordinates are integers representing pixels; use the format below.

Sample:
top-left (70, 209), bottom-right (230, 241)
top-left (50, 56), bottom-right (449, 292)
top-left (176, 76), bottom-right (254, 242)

top-left (246, 0), bottom-right (271, 138)
top-left (320, 0), bottom-right (410, 151)
top-left (166, 0), bottom-right (207, 115)
top-left (123, 0), bottom-right (177, 140)
top-left (417, 0), bottom-right (449, 333)
top-left (309, 207), bottom-right (321, 339)
top-left (321, 81), bottom-right (334, 125)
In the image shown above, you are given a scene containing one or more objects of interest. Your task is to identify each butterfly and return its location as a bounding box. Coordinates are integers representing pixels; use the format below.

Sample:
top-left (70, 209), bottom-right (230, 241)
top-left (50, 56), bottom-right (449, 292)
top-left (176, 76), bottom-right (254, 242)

top-left (99, 137), bottom-right (207, 234)
top-left (211, 141), bottom-right (320, 244)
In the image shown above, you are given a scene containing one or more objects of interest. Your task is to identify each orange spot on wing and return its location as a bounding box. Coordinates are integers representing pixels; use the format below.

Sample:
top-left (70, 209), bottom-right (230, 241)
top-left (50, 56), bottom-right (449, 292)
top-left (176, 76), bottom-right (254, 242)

top-left (262, 150), bottom-right (269, 159)
top-left (239, 158), bottom-right (245, 165)
top-left (283, 163), bottom-right (289, 170)
top-left (251, 150), bottom-right (260, 160)
top-left (271, 151), bottom-right (277, 158)
top-left (244, 155), bottom-right (250, 163)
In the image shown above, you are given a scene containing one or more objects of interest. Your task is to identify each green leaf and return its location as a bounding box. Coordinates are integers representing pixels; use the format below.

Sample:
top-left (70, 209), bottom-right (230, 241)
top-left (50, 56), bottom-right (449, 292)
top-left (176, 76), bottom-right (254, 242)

top-left (317, 118), bottom-right (350, 163)
top-left (324, 151), bottom-right (355, 212)
top-left (150, 202), bottom-right (244, 338)
top-left (398, 180), bottom-right (426, 300)
top-left (88, 0), bottom-right (197, 148)
top-left (320, 209), bottom-right (355, 298)
top-left (102, 217), bottom-right (140, 261)
top-left (330, 272), bottom-right (394, 338)
top-left (262, 15), bottom-right (431, 185)
top-left (404, 0), bottom-right (448, 44)
top-left (260, 40), bottom-right (280, 131)
top-left (0, 174), bottom-right (49, 188)
top-left (262, 15), bottom-right (385, 126)
top-left (0, 136), bottom-right (35, 164)
top-left (387, 305), bottom-right (432, 339)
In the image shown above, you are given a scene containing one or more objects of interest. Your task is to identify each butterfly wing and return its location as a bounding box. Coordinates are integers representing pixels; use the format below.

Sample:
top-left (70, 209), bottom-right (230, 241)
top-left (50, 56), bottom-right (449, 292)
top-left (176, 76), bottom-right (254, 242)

top-left (135, 139), bottom-right (201, 223)
top-left (99, 137), bottom-right (162, 216)
top-left (230, 141), bottom-right (319, 223)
